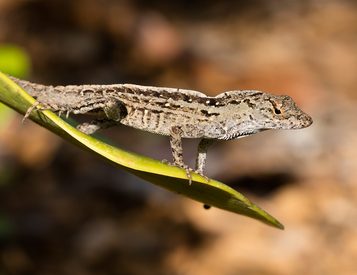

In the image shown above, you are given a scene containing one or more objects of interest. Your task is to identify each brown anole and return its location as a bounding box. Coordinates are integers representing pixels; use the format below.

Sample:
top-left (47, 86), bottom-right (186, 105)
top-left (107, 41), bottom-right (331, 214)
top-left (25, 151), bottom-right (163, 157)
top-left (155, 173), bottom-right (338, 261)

top-left (10, 76), bottom-right (313, 177)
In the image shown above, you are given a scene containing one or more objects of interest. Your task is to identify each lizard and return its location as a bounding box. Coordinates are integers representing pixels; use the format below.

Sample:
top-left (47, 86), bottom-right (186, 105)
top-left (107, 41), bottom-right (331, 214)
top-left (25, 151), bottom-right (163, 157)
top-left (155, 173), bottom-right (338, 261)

top-left (9, 76), bottom-right (313, 178)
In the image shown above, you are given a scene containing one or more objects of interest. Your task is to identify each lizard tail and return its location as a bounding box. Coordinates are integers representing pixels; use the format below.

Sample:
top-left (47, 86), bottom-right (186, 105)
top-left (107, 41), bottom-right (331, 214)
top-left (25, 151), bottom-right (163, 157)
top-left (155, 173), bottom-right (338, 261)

top-left (8, 75), bottom-right (46, 98)
top-left (6, 76), bottom-right (48, 122)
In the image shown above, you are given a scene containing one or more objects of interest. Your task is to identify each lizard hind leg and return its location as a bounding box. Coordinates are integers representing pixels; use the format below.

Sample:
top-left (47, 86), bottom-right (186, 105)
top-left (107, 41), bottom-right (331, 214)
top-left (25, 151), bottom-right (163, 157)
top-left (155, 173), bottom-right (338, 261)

top-left (103, 99), bottom-right (127, 121)
top-left (76, 98), bottom-right (126, 134)
top-left (77, 99), bottom-right (126, 135)
top-left (76, 119), bottom-right (119, 135)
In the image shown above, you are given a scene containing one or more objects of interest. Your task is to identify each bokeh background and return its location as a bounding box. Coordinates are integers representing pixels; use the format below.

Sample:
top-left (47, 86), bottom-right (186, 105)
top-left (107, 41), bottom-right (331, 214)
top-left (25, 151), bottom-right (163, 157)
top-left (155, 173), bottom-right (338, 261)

top-left (0, 0), bottom-right (356, 274)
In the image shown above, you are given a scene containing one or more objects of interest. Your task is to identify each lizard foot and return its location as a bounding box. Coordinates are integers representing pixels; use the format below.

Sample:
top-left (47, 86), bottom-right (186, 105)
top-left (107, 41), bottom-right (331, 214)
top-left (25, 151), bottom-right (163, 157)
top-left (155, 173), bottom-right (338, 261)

top-left (76, 122), bottom-right (99, 135)
top-left (165, 162), bottom-right (209, 184)
top-left (180, 166), bottom-right (210, 184)
top-left (186, 168), bottom-right (211, 184)
top-left (165, 162), bottom-right (194, 184)
top-left (194, 169), bottom-right (210, 182)
top-left (22, 101), bottom-right (40, 123)
top-left (76, 119), bottom-right (118, 135)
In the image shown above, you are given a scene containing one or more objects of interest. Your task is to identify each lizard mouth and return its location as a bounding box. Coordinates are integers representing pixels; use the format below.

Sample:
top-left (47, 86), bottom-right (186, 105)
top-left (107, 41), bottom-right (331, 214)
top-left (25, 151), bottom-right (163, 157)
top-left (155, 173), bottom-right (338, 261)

top-left (301, 114), bottom-right (313, 128)
top-left (289, 113), bottom-right (313, 129)
top-left (225, 129), bottom-right (261, 140)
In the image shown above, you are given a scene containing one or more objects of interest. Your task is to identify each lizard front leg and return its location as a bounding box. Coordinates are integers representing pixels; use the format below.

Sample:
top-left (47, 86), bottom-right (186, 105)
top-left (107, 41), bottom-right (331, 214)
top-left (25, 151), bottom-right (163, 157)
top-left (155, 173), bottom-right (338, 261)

top-left (169, 126), bottom-right (195, 183)
top-left (169, 126), bottom-right (186, 168)
top-left (195, 138), bottom-right (216, 175)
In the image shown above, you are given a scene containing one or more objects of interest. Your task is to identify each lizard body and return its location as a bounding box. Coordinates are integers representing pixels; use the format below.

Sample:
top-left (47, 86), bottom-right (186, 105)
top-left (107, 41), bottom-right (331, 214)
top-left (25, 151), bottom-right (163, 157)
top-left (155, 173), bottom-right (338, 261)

top-left (10, 76), bottom-right (313, 175)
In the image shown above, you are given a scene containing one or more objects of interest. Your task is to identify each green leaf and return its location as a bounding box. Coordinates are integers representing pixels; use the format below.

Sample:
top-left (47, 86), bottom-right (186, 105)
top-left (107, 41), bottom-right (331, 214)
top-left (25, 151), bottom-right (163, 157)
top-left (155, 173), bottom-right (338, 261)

top-left (0, 44), bottom-right (31, 128)
top-left (0, 72), bottom-right (284, 229)
top-left (0, 45), bottom-right (31, 78)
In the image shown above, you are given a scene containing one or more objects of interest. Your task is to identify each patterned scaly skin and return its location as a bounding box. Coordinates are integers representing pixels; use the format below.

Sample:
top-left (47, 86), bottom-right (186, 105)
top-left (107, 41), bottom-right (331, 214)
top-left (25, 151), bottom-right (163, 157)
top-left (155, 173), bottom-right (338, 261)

top-left (10, 76), bottom-right (313, 177)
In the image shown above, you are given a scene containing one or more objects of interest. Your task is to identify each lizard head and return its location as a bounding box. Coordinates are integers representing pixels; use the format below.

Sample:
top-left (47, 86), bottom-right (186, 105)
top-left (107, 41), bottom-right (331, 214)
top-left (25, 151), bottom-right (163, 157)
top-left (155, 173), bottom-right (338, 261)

top-left (220, 91), bottom-right (313, 139)
top-left (255, 94), bottom-right (313, 130)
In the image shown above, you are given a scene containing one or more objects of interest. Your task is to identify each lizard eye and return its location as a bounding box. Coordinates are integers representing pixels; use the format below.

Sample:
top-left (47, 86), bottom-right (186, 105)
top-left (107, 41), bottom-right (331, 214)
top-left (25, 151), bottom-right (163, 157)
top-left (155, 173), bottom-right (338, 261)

top-left (274, 107), bottom-right (281, 114)
top-left (269, 99), bottom-right (282, 115)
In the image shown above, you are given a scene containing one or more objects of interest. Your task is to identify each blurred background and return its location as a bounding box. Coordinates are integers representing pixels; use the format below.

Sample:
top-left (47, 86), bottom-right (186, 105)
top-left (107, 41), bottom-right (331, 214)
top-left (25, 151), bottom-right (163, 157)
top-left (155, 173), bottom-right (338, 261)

top-left (0, 0), bottom-right (356, 274)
